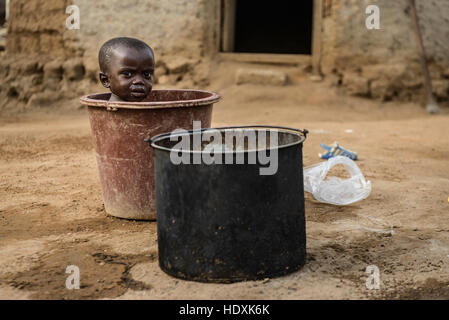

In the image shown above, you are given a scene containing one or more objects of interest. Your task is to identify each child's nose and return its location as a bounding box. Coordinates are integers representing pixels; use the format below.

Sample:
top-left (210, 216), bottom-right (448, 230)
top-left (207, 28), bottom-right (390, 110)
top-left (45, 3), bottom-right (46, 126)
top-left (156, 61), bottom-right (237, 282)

top-left (132, 75), bottom-right (144, 84)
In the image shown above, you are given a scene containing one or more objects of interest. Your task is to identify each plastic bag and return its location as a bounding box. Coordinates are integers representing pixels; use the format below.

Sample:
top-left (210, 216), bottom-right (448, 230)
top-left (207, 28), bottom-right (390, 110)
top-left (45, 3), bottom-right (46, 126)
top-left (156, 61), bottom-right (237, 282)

top-left (303, 156), bottom-right (371, 205)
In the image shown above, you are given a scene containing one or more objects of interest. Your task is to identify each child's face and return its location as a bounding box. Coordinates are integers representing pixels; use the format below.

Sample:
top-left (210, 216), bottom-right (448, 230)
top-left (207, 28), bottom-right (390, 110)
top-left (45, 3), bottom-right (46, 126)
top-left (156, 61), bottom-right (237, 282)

top-left (100, 46), bottom-right (155, 102)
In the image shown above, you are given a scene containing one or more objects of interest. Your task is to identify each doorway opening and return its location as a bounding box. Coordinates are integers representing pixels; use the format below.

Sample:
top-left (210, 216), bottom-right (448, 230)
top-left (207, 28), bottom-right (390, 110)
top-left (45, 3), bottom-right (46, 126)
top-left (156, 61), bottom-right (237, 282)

top-left (0, 0), bottom-right (6, 26)
top-left (221, 0), bottom-right (313, 55)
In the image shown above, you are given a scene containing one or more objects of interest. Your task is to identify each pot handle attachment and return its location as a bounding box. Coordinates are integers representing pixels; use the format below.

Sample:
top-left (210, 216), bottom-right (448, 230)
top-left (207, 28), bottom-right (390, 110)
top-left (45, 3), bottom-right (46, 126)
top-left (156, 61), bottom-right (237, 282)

top-left (144, 137), bottom-right (154, 145)
top-left (144, 131), bottom-right (169, 146)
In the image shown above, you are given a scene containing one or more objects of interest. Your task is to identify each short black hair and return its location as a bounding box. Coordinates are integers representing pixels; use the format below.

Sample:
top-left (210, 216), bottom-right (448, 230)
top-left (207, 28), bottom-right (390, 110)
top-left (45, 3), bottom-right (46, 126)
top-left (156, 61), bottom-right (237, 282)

top-left (98, 37), bottom-right (154, 73)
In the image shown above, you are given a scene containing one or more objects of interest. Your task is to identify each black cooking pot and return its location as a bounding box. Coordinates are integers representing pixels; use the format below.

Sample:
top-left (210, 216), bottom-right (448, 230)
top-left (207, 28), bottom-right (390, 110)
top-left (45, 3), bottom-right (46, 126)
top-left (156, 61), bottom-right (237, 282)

top-left (147, 126), bottom-right (308, 283)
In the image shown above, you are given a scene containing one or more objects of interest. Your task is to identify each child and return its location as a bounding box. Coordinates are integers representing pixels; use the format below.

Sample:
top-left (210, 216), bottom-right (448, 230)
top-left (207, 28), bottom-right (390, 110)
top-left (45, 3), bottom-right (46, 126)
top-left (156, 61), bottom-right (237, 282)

top-left (98, 37), bottom-right (155, 102)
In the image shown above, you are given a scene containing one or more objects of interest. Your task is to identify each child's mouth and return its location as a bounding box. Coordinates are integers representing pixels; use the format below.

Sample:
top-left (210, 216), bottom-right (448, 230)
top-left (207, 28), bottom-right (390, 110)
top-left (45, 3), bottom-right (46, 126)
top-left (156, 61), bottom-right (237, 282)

top-left (130, 88), bottom-right (147, 98)
top-left (131, 91), bottom-right (146, 98)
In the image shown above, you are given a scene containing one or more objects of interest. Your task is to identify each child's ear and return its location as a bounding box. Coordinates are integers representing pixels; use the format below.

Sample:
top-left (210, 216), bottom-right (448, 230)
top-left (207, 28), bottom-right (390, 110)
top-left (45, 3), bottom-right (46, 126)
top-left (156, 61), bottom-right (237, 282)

top-left (99, 72), bottom-right (110, 88)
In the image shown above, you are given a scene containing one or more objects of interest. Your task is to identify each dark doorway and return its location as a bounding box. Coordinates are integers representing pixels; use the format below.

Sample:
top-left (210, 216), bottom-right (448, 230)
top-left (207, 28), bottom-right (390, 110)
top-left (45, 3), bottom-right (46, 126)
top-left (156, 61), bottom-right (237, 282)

top-left (233, 0), bottom-right (313, 54)
top-left (0, 0), bottom-right (5, 26)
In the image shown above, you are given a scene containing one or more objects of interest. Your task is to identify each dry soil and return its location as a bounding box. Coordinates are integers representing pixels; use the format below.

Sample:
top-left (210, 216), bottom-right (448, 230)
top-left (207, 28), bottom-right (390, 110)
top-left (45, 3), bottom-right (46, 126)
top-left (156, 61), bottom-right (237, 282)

top-left (1, 69), bottom-right (449, 299)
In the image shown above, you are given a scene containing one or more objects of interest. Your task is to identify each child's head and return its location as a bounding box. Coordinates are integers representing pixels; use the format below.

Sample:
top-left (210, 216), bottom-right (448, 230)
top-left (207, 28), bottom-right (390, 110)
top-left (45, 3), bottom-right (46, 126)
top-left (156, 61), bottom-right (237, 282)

top-left (99, 37), bottom-right (155, 102)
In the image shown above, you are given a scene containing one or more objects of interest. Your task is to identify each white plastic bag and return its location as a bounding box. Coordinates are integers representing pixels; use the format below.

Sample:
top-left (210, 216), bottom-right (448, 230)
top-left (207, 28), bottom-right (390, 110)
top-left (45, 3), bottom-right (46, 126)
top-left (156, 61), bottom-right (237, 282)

top-left (303, 156), bottom-right (371, 205)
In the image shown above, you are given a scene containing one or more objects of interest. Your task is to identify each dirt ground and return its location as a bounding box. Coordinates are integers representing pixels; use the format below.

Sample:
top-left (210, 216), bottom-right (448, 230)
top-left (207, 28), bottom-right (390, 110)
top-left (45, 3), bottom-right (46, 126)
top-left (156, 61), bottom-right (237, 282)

top-left (1, 65), bottom-right (449, 300)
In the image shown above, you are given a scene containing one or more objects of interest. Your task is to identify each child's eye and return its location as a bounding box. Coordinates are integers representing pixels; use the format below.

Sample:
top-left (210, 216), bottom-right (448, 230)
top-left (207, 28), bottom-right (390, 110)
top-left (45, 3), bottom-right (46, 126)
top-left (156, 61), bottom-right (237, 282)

top-left (122, 71), bottom-right (132, 77)
top-left (143, 71), bottom-right (153, 79)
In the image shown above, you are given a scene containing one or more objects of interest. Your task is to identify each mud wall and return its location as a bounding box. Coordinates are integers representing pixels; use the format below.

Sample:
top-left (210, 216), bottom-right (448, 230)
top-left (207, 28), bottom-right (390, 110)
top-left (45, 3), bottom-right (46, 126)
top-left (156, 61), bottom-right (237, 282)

top-left (0, 0), bottom-right (219, 113)
top-left (321, 0), bottom-right (449, 101)
top-left (67, 0), bottom-right (219, 87)
top-left (1, 0), bottom-right (448, 113)
top-left (6, 0), bottom-right (70, 56)
top-left (0, 0), bottom-right (82, 113)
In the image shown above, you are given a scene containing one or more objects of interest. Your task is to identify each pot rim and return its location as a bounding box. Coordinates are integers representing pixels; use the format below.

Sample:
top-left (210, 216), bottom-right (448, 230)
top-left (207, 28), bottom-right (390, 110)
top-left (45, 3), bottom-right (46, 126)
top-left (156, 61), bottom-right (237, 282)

top-left (79, 89), bottom-right (221, 110)
top-left (148, 125), bottom-right (308, 154)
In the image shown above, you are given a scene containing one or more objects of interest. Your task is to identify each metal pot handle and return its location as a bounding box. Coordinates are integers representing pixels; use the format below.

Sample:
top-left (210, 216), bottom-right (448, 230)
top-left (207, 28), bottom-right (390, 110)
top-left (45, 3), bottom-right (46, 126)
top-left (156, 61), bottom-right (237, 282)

top-left (145, 125), bottom-right (308, 146)
top-left (223, 125), bottom-right (308, 138)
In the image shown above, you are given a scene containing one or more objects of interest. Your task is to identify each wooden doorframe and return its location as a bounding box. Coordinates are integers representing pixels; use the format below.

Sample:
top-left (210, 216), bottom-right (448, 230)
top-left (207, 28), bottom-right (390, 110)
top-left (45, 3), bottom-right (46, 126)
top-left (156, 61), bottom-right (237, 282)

top-left (220, 0), bottom-right (322, 73)
top-left (312, 0), bottom-right (323, 76)
top-left (221, 0), bottom-right (236, 52)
